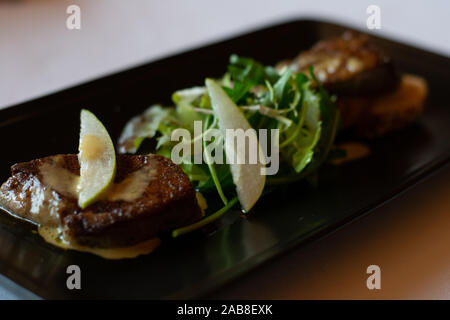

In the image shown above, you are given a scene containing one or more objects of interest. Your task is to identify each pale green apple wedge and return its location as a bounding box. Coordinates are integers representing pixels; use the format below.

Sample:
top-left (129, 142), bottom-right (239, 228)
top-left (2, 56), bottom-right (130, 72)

top-left (77, 109), bottom-right (116, 209)
top-left (205, 79), bottom-right (266, 212)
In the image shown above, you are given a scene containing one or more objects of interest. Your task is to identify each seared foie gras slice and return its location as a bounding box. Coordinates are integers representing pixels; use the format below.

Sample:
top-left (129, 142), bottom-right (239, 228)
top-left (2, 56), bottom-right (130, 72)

top-left (0, 154), bottom-right (202, 248)
top-left (277, 32), bottom-right (428, 138)
top-left (277, 31), bottom-right (399, 96)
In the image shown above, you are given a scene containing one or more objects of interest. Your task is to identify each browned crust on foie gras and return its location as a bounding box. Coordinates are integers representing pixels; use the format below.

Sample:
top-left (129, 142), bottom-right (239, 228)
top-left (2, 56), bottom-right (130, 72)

top-left (276, 31), bottom-right (400, 96)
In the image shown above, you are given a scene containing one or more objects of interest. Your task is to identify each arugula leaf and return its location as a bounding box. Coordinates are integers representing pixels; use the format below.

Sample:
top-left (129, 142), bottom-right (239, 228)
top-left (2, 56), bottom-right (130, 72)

top-left (303, 67), bottom-right (340, 174)
top-left (226, 55), bottom-right (275, 105)
top-left (202, 115), bottom-right (228, 205)
top-left (228, 54), bottom-right (266, 84)
top-left (273, 68), bottom-right (293, 108)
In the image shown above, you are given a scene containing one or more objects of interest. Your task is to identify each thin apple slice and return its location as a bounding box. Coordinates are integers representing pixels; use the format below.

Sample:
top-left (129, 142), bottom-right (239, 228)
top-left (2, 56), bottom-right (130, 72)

top-left (205, 79), bottom-right (266, 212)
top-left (77, 109), bottom-right (116, 209)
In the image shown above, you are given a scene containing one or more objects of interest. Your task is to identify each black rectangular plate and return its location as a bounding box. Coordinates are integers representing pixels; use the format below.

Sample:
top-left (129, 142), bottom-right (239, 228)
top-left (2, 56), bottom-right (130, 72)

top-left (0, 19), bottom-right (449, 299)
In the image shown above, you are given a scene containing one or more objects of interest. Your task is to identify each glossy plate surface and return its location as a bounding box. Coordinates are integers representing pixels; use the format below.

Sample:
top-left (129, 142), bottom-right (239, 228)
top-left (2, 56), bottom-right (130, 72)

top-left (0, 19), bottom-right (449, 299)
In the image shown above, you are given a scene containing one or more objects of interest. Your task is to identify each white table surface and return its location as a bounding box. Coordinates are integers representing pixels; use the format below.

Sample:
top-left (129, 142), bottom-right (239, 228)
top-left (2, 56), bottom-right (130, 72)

top-left (0, 0), bottom-right (449, 299)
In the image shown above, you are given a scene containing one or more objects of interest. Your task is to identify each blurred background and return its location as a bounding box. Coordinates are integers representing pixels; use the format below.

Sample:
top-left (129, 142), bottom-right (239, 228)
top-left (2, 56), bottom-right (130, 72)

top-left (0, 0), bottom-right (449, 299)
top-left (0, 0), bottom-right (449, 109)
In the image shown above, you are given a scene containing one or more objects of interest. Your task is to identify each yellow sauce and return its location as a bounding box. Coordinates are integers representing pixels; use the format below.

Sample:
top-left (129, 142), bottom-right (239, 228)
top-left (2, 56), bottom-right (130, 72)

top-left (79, 134), bottom-right (105, 160)
top-left (38, 226), bottom-right (160, 259)
top-left (371, 74), bottom-right (428, 114)
top-left (331, 142), bottom-right (370, 166)
top-left (40, 161), bottom-right (79, 198)
top-left (105, 166), bottom-right (156, 202)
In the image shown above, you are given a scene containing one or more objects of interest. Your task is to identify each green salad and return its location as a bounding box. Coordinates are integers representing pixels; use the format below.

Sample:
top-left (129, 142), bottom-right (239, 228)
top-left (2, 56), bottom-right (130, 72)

top-left (118, 54), bottom-right (341, 236)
